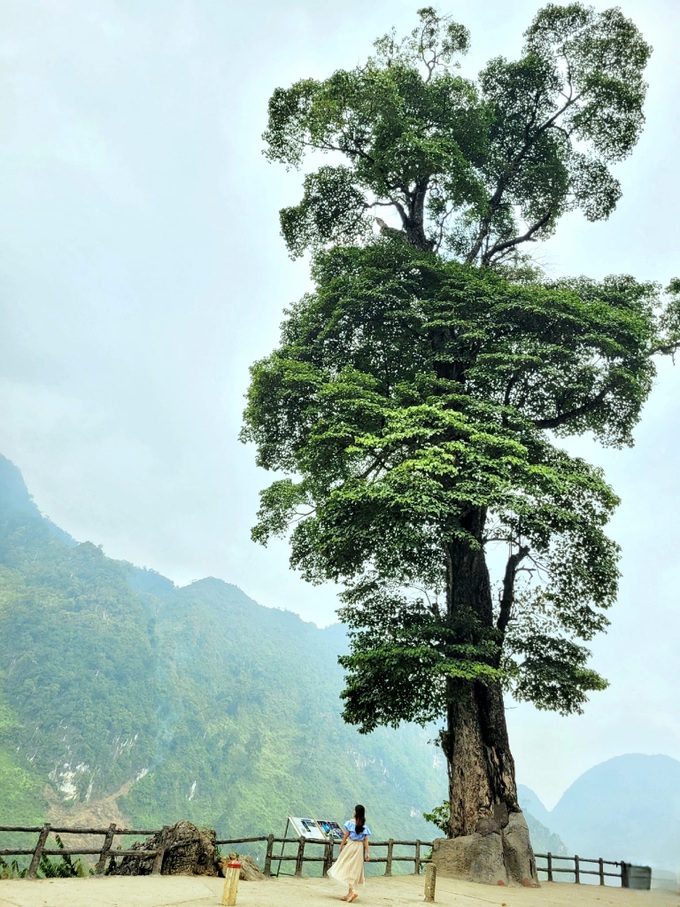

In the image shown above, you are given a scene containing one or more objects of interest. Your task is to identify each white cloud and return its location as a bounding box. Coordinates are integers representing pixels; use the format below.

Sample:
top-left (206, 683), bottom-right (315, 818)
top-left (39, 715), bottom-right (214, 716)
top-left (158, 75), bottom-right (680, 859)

top-left (1, 0), bottom-right (678, 806)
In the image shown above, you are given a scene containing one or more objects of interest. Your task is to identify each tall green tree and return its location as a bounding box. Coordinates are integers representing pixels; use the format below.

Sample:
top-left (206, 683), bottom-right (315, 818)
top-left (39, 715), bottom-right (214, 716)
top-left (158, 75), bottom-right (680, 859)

top-left (264, 5), bottom-right (651, 265)
top-left (243, 5), bottom-right (679, 882)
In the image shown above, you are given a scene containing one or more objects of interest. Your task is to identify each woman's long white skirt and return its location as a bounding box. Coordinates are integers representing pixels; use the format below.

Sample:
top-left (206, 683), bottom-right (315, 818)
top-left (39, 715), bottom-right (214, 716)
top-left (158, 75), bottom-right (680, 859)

top-left (328, 839), bottom-right (365, 888)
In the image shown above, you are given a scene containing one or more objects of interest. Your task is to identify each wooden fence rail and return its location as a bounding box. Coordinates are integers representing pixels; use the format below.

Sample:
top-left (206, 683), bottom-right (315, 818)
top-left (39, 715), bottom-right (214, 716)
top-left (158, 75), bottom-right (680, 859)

top-left (0, 825), bottom-right (431, 880)
top-left (0, 824), bottom-right (168, 879)
top-left (258, 835), bottom-right (433, 878)
top-left (535, 852), bottom-right (623, 886)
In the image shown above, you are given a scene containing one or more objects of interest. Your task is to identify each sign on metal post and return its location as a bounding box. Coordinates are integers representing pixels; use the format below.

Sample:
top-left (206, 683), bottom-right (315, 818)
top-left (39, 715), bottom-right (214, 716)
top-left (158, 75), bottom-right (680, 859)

top-left (274, 816), bottom-right (343, 877)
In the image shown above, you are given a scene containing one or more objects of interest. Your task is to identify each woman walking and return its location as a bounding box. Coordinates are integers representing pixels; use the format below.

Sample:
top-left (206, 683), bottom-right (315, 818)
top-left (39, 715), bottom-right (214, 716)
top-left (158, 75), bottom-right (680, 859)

top-left (328, 804), bottom-right (371, 902)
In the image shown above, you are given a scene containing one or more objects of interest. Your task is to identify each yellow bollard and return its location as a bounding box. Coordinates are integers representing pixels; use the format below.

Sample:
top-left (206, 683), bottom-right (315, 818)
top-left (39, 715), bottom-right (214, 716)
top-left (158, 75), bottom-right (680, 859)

top-left (221, 859), bottom-right (241, 906)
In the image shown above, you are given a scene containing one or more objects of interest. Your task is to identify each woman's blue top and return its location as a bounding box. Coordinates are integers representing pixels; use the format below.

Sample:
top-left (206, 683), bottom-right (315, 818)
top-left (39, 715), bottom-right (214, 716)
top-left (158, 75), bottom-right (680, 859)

top-left (345, 820), bottom-right (371, 841)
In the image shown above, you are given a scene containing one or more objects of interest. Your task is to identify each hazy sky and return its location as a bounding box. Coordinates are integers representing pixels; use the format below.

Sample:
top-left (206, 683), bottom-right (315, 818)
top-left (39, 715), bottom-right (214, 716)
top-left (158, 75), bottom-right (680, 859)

top-left (1, 0), bottom-right (678, 810)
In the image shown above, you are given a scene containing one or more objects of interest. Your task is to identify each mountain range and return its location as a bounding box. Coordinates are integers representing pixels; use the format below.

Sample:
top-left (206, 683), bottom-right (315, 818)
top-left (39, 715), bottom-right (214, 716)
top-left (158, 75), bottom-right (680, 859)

top-left (0, 453), bottom-right (677, 875)
top-left (524, 754), bottom-right (680, 871)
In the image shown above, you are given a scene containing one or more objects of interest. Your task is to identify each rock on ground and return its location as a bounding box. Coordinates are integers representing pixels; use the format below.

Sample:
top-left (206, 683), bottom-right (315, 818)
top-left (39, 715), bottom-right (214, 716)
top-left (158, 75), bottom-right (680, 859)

top-left (432, 811), bottom-right (540, 887)
top-left (218, 854), bottom-right (266, 881)
top-left (108, 820), bottom-right (218, 876)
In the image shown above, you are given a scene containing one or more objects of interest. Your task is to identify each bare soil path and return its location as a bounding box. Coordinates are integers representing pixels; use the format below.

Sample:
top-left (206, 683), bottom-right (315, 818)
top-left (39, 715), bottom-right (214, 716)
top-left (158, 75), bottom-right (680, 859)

top-left (0, 874), bottom-right (677, 907)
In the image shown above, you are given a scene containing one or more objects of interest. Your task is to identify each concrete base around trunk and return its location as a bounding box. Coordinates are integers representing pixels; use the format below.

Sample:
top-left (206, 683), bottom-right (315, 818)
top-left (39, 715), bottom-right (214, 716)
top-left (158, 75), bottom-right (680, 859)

top-left (431, 811), bottom-right (540, 887)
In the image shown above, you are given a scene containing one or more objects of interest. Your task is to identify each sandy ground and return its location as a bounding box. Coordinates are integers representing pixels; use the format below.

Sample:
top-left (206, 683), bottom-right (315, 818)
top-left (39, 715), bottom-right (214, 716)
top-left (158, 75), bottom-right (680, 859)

top-left (0, 874), bottom-right (678, 907)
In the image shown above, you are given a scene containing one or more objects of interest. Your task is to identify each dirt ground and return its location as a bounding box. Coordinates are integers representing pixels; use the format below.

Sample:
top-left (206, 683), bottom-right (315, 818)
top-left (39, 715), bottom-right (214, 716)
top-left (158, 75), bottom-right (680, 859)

top-left (0, 873), bottom-right (678, 907)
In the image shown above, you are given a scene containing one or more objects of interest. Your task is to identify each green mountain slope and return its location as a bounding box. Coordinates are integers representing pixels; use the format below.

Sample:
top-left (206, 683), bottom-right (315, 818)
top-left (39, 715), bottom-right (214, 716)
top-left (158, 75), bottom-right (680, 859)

top-left (0, 455), bottom-right (445, 839)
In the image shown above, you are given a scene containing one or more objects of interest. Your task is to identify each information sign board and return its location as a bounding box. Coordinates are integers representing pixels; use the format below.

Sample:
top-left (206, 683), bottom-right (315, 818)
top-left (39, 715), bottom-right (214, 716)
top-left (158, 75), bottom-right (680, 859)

top-left (287, 816), bottom-right (344, 840)
top-left (316, 820), bottom-right (344, 840)
top-left (288, 817), bottom-right (326, 839)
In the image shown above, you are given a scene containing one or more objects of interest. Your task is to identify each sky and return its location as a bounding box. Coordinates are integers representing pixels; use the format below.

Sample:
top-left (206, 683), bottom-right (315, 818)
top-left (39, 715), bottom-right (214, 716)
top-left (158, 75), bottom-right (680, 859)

top-left (0, 0), bottom-right (678, 811)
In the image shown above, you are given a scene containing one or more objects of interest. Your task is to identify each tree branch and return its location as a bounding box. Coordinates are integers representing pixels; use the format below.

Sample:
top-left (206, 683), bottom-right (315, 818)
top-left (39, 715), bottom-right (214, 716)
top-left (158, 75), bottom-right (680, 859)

top-left (650, 341), bottom-right (680, 357)
top-left (483, 209), bottom-right (554, 265)
top-left (465, 92), bottom-right (581, 265)
top-left (534, 388), bottom-right (608, 430)
top-left (497, 544), bottom-right (530, 634)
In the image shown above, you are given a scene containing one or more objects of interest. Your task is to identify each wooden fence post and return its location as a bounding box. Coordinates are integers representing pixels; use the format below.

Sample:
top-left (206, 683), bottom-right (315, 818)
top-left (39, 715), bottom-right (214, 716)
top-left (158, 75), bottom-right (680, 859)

top-left (294, 836), bottom-right (305, 877)
top-left (95, 823), bottom-right (117, 875)
top-left (27, 824), bottom-right (51, 879)
top-left (598, 857), bottom-right (605, 885)
top-left (546, 852), bottom-right (553, 882)
top-left (574, 854), bottom-right (580, 884)
top-left (424, 862), bottom-right (437, 902)
top-left (414, 839), bottom-right (421, 875)
top-left (152, 826), bottom-right (169, 875)
top-left (323, 839), bottom-right (334, 876)
top-left (264, 835), bottom-right (274, 876)
top-left (385, 839), bottom-right (394, 876)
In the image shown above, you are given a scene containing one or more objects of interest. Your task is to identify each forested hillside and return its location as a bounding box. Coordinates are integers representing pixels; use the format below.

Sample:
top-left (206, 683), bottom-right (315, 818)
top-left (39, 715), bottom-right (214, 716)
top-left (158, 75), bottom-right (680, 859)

top-left (0, 455), bottom-right (446, 838)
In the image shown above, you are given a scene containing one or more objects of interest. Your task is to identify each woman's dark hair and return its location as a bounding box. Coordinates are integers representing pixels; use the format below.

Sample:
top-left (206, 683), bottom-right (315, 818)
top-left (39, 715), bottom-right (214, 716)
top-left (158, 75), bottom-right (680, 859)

top-left (354, 804), bottom-right (366, 835)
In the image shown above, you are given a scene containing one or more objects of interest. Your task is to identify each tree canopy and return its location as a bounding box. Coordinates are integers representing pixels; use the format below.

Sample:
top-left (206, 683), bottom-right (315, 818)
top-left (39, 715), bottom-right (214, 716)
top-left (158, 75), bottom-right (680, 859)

top-left (242, 241), bottom-right (679, 725)
top-left (264, 4), bottom-right (651, 264)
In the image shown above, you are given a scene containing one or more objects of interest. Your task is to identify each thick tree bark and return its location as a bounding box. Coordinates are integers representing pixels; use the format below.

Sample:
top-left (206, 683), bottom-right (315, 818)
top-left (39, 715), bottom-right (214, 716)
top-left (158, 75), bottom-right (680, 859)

top-left (443, 517), bottom-right (519, 835)
top-left (445, 678), bottom-right (519, 837)
top-left (435, 510), bottom-right (537, 885)
top-left (442, 508), bottom-right (519, 837)
top-left (433, 507), bottom-right (538, 885)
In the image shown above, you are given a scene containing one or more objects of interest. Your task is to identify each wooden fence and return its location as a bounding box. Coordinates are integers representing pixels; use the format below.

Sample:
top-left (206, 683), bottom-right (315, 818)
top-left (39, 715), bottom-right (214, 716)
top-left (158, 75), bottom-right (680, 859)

top-left (535, 851), bottom-right (623, 886)
top-left (259, 835), bottom-right (431, 877)
top-left (0, 824), bottom-right (430, 879)
top-left (0, 824), bottom-right (166, 879)
top-left (1, 825), bottom-right (633, 888)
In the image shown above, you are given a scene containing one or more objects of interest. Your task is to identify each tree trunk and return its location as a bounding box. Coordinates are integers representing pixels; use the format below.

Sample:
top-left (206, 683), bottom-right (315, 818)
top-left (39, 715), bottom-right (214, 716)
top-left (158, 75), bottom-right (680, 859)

top-left (433, 518), bottom-right (539, 886)
top-left (446, 678), bottom-right (518, 837)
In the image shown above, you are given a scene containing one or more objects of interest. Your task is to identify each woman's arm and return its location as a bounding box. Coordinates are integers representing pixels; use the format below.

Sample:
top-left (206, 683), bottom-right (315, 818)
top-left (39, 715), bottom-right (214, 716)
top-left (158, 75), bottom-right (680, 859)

top-left (339, 830), bottom-right (350, 849)
top-left (364, 836), bottom-right (370, 861)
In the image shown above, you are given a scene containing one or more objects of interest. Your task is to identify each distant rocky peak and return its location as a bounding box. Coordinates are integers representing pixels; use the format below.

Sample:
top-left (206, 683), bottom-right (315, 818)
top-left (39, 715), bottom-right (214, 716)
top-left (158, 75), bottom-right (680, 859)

top-left (0, 454), bottom-right (41, 520)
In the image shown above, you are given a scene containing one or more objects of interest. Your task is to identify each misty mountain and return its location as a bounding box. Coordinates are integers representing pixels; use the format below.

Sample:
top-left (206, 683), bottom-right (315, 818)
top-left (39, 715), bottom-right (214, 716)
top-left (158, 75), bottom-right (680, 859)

top-left (550, 754), bottom-right (680, 871)
top-left (517, 758), bottom-right (680, 873)
top-left (517, 786), bottom-right (567, 856)
top-left (0, 454), bottom-right (446, 839)
top-left (518, 784), bottom-right (553, 830)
